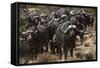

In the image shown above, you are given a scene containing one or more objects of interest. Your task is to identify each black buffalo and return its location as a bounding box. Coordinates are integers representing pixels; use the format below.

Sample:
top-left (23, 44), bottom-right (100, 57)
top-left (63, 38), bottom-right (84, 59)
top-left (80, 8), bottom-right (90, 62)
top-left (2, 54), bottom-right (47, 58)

top-left (26, 26), bottom-right (39, 59)
top-left (25, 14), bottom-right (49, 60)
top-left (54, 20), bottom-right (78, 59)
top-left (47, 13), bottom-right (69, 53)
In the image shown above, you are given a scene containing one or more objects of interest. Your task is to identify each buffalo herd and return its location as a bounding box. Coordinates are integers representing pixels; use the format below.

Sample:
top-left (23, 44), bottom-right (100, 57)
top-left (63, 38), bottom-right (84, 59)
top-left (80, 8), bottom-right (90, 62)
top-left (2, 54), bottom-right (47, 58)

top-left (21, 8), bottom-right (94, 60)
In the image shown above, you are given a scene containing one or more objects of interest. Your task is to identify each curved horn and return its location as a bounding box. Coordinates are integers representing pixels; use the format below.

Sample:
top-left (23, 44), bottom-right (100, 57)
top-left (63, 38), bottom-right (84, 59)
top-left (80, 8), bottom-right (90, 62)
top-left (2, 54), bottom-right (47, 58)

top-left (79, 24), bottom-right (85, 33)
top-left (64, 25), bottom-right (77, 33)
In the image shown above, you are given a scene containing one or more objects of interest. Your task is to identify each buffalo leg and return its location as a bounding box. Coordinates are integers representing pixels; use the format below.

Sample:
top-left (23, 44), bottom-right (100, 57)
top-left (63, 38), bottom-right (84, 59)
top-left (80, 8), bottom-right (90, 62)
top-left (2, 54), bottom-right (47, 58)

top-left (50, 41), bottom-right (56, 54)
top-left (59, 47), bottom-right (62, 60)
top-left (29, 47), bottom-right (34, 60)
top-left (63, 47), bottom-right (68, 60)
top-left (79, 32), bottom-right (84, 45)
top-left (57, 46), bottom-right (62, 59)
top-left (56, 46), bottom-right (59, 55)
top-left (45, 44), bottom-right (48, 52)
top-left (70, 48), bottom-right (73, 57)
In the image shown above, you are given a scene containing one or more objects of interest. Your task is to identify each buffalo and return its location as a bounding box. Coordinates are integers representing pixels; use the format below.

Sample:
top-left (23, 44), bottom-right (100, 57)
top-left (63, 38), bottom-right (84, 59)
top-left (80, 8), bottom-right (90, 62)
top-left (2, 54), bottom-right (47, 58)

top-left (54, 20), bottom-right (78, 59)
